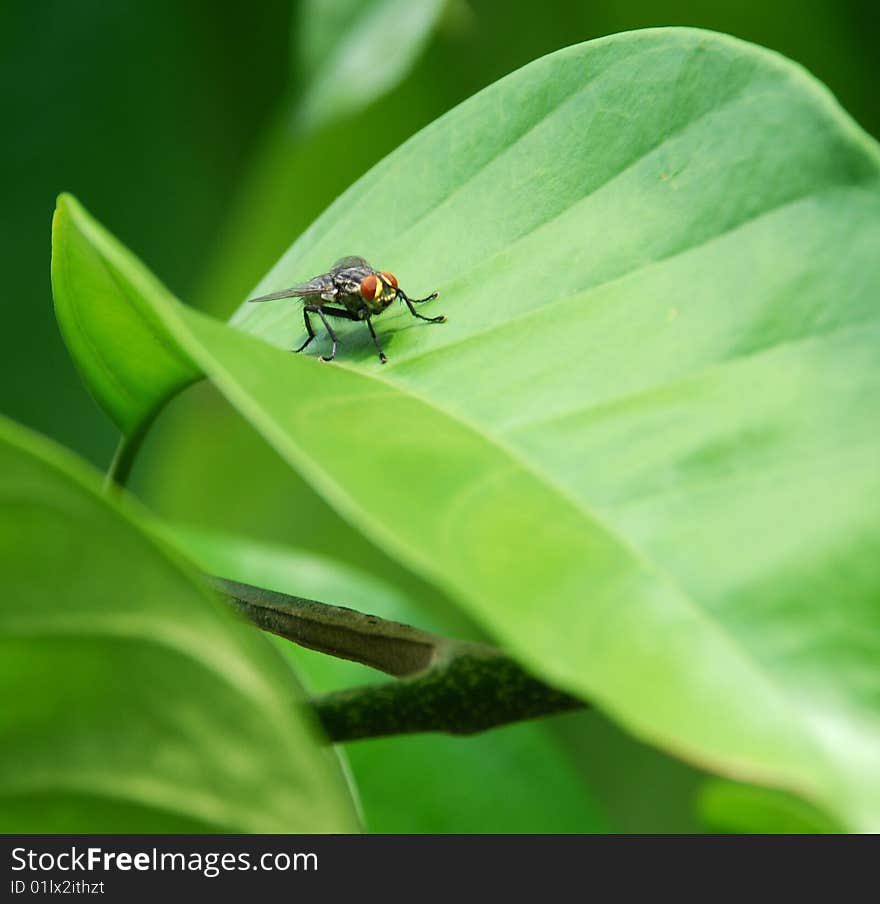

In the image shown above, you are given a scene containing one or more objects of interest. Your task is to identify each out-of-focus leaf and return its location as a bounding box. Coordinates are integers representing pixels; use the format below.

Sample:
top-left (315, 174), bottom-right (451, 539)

top-left (53, 29), bottom-right (880, 830)
top-left (0, 417), bottom-right (359, 833)
top-left (173, 526), bottom-right (608, 832)
top-left (294, 0), bottom-right (447, 134)
top-left (345, 725), bottom-right (607, 833)
top-left (697, 780), bottom-right (843, 834)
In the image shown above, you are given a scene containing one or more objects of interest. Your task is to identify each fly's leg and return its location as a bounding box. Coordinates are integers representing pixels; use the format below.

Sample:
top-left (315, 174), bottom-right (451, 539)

top-left (365, 316), bottom-right (388, 364)
top-left (302, 304), bottom-right (340, 362)
top-left (294, 307), bottom-right (317, 353)
top-left (398, 289), bottom-right (445, 323)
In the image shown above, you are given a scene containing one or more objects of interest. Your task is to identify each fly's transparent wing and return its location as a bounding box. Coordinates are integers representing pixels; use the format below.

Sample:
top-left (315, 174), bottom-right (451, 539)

top-left (246, 273), bottom-right (336, 303)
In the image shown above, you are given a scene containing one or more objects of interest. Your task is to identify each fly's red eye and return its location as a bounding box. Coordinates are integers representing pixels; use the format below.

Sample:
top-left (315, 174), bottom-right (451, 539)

top-left (360, 275), bottom-right (378, 300)
top-left (380, 272), bottom-right (398, 289)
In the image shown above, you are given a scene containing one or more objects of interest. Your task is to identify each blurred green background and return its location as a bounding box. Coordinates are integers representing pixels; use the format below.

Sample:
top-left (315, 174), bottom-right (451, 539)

top-left (3, 0), bottom-right (874, 832)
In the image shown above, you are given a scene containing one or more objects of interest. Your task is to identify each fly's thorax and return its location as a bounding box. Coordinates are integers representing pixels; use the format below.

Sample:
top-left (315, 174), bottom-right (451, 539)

top-left (360, 272), bottom-right (398, 314)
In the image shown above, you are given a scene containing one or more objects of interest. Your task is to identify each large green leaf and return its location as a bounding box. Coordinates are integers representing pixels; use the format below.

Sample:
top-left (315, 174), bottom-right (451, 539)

top-left (0, 417), bottom-right (359, 833)
top-left (52, 28), bottom-right (880, 830)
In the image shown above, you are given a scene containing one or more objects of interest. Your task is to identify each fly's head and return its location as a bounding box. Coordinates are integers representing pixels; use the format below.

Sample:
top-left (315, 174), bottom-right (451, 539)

top-left (360, 271), bottom-right (399, 314)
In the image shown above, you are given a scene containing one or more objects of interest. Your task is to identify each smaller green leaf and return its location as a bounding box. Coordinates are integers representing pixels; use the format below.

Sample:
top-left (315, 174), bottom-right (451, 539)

top-left (295, 0), bottom-right (447, 133)
top-left (0, 416), bottom-right (359, 833)
top-left (697, 780), bottom-right (843, 834)
top-left (51, 195), bottom-right (201, 463)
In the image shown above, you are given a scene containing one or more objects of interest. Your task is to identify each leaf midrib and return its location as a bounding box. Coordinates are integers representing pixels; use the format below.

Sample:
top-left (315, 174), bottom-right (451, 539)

top-left (385, 182), bottom-right (870, 374)
top-left (506, 315), bottom-right (880, 439)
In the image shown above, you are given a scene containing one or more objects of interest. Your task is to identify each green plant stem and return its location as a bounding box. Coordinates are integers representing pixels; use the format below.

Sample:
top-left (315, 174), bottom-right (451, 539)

top-left (105, 409), bottom-right (166, 491)
top-left (213, 577), bottom-right (585, 743)
top-left (105, 431), bottom-right (146, 491)
top-left (105, 385), bottom-right (194, 492)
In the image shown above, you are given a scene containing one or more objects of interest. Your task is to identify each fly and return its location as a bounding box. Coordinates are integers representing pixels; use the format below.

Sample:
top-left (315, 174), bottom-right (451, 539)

top-left (246, 256), bottom-right (445, 364)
